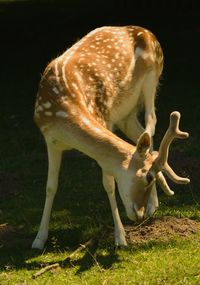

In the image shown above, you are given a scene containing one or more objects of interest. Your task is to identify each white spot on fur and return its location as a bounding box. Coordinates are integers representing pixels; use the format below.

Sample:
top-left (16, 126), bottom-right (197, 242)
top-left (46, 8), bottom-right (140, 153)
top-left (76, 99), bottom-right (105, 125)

top-left (82, 116), bottom-right (91, 126)
top-left (94, 127), bottom-right (102, 133)
top-left (56, 111), bottom-right (68, 118)
top-left (71, 109), bottom-right (78, 116)
top-left (44, 111), bottom-right (53, 116)
top-left (36, 105), bottom-right (43, 112)
top-left (106, 98), bottom-right (113, 108)
top-left (71, 93), bottom-right (76, 98)
top-left (89, 76), bottom-right (94, 82)
top-left (53, 86), bottom-right (59, 94)
top-left (43, 102), bottom-right (52, 109)
top-left (88, 104), bottom-right (94, 113)
top-left (72, 82), bottom-right (79, 90)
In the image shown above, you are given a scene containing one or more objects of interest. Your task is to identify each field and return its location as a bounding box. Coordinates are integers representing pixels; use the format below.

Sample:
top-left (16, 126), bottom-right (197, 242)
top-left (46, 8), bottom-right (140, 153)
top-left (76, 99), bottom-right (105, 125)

top-left (0, 1), bottom-right (200, 284)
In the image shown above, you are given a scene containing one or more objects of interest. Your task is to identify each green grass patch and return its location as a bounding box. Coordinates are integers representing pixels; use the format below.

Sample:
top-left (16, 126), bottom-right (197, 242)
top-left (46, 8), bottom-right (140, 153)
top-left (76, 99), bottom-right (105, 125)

top-left (0, 233), bottom-right (199, 284)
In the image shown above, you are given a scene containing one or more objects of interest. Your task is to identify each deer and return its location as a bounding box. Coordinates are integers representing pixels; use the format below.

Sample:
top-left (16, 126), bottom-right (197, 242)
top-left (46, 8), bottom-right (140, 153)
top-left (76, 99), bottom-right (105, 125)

top-left (32, 26), bottom-right (190, 249)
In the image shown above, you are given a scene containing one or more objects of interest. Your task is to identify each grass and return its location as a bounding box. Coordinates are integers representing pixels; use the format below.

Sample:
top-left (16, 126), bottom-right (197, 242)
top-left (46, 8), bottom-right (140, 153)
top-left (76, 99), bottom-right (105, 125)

top-left (0, 2), bottom-right (200, 284)
top-left (1, 235), bottom-right (200, 285)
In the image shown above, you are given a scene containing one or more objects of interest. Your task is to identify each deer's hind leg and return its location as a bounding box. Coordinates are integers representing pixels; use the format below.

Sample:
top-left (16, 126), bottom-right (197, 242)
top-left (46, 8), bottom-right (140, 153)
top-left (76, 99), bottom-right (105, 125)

top-left (117, 70), bottom-right (159, 144)
top-left (142, 70), bottom-right (160, 210)
top-left (32, 140), bottom-right (63, 250)
top-left (116, 109), bottom-right (144, 145)
top-left (142, 70), bottom-right (159, 138)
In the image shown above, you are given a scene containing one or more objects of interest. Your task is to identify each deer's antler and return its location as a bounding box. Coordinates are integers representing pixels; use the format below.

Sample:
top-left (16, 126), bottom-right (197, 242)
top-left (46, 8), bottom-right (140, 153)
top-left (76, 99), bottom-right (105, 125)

top-left (156, 171), bottom-right (175, 196)
top-left (153, 111), bottom-right (190, 193)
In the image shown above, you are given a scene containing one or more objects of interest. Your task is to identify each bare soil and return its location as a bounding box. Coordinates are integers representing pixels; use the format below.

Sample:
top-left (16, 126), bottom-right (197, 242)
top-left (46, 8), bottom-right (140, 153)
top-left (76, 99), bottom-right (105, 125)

top-left (125, 216), bottom-right (200, 244)
top-left (0, 223), bottom-right (16, 243)
top-left (0, 223), bottom-right (30, 249)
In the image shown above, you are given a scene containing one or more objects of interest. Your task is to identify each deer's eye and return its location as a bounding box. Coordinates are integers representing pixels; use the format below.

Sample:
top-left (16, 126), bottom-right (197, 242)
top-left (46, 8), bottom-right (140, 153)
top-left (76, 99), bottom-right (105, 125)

top-left (146, 172), bottom-right (154, 184)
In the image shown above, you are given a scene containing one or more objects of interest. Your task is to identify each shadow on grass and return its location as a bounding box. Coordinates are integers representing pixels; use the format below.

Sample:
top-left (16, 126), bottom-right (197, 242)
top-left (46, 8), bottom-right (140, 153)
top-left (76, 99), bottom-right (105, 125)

top-left (0, 227), bottom-right (120, 274)
top-left (64, 242), bottom-right (121, 274)
top-left (72, 238), bottom-right (180, 274)
top-left (0, 223), bottom-right (194, 276)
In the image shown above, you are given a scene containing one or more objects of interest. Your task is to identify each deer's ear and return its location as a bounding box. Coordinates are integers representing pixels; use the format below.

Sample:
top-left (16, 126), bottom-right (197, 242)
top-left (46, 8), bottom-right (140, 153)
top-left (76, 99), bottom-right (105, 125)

top-left (136, 132), bottom-right (151, 156)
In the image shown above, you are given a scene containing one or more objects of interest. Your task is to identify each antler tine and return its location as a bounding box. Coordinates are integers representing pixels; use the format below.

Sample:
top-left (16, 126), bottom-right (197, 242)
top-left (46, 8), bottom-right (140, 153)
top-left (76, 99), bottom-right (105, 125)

top-left (154, 111), bottom-right (189, 170)
top-left (156, 171), bottom-right (174, 196)
top-left (153, 111), bottom-right (190, 187)
top-left (163, 163), bottom-right (190, 184)
top-left (168, 111), bottom-right (189, 139)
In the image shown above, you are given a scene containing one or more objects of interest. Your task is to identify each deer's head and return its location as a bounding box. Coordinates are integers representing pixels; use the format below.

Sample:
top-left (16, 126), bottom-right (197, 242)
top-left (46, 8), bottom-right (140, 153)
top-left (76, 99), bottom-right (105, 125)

top-left (117, 111), bottom-right (190, 221)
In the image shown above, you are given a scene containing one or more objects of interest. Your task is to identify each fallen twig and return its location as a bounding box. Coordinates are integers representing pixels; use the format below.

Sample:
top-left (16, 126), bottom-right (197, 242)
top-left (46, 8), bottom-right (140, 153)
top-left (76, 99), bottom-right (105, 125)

top-left (134, 216), bottom-right (152, 230)
top-left (80, 243), bottom-right (105, 272)
top-left (32, 237), bottom-right (98, 279)
top-left (62, 237), bottom-right (97, 265)
top-left (32, 263), bottom-right (60, 279)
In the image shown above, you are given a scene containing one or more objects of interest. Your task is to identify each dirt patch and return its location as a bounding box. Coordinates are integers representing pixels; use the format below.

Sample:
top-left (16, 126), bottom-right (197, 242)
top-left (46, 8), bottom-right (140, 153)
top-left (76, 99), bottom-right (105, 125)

top-left (0, 223), bottom-right (31, 249)
top-left (0, 223), bottom-right (19, 249)
top-left (0, 171), bottom-right (22, 199)
top-left (0, 223), bottom-right (16, 241)
top-left (125, 216), bottom-right (200, 244)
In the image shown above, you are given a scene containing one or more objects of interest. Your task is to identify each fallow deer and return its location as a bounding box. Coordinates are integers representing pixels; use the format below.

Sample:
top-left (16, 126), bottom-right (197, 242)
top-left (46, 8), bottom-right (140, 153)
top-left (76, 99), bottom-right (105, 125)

top-left (32, 26), bottom-right (189, 249)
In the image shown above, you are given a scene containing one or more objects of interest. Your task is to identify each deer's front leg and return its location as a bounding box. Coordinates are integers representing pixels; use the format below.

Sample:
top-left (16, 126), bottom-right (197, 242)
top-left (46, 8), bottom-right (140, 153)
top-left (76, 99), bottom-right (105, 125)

top-left (32, 143), bottom-right (62, 250)
top-left (102, 171), bottom-right (127, 246)
top-left (143, 71), bottom-right (158, 138)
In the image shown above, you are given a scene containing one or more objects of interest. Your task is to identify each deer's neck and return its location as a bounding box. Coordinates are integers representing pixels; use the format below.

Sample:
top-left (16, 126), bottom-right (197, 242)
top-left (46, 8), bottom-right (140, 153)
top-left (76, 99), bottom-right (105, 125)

top-left (62, 110), bottom-right (135, 175)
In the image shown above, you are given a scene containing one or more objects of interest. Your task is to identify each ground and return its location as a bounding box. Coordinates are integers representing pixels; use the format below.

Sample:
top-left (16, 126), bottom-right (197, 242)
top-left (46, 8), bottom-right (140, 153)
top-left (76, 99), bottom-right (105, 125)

top-left (125, 216), bottom-right (200, 244)
top-left (1, 215), bottom-right (199, 257)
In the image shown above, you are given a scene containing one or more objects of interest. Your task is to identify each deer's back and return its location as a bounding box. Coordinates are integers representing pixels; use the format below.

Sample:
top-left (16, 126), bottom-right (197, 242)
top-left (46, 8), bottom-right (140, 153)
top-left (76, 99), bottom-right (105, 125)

top-left (34, 26), bottom-right (163, 129)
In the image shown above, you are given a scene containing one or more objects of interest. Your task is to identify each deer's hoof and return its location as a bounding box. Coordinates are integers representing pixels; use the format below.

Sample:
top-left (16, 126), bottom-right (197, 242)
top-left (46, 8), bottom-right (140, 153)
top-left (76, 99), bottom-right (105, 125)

top-left (32, 237), bottom-right (46, 250)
